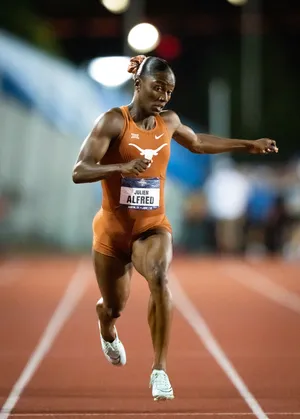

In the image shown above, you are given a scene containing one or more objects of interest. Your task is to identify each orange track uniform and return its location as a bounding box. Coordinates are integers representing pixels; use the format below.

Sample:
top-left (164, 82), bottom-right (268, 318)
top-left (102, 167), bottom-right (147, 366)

top-left (92, 106), bottom-right (172, 260)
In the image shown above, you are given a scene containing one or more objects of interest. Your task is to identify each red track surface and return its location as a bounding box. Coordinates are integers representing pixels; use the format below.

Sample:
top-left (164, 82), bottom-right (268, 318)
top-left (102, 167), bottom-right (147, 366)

top-left (1, 255), bottom-right (300, 419)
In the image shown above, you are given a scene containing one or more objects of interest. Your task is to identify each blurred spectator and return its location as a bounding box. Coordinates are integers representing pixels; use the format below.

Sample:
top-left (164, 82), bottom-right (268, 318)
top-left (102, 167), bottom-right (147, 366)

top-left (203, 158), bottom-right (251, 254)
top-left (243, 166), bottom-right (278, 255)
top-left (180, 190), bottom-right (214, 253)
top-left (264, 195), bottom-right (290, 254)
top-left (241, 164), bottom-right (293, 257)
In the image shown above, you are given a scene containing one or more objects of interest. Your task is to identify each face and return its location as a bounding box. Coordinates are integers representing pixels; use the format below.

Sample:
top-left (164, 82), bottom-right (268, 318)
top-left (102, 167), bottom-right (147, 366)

top-left (136, 71), bottom-right (175, 115)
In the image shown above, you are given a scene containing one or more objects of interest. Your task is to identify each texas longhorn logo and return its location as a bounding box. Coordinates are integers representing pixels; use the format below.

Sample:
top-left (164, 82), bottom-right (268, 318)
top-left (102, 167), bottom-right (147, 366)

top-left (128, 143), bottom-right (168, 167)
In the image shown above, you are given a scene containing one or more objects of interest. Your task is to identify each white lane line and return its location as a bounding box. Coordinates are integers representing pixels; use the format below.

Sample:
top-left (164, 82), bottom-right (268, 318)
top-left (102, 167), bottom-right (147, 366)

top-left (224, 262), bottom-right (300, 315)
top-left (0, 260), bottom-right (91, 419)
top-left (169, 272), bottom-right (268, 419)
top-left (7, 412), bottom-right (300, 417)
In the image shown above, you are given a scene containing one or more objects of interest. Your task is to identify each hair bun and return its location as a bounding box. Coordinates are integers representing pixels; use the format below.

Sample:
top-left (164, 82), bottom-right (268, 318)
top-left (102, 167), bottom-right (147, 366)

top-left (127, 55), bottom-right (147, 74)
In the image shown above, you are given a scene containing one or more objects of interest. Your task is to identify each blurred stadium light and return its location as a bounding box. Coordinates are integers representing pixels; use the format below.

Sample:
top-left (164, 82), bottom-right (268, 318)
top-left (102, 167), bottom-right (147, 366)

top-left (226, 0), bottom-right (248, 5)
top-left (101, 0), bottom-right (130, 14)
top-left (155, 34), bottom-right (182, 60)
top-left (122, 0), bottom-right (145, 55)
top-left (127, 23), bottom-right (160, 53)
top-left (87, 56), bottom-right (132, 87)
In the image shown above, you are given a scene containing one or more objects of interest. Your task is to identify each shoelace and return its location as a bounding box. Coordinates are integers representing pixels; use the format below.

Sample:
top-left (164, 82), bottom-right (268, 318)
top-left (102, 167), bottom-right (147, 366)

top-left (102, 339), bottom-right (121, 361)
top-left (151, 371), bottom-right (171, 388)
top-left (103, 337), bottom-right (118, 351)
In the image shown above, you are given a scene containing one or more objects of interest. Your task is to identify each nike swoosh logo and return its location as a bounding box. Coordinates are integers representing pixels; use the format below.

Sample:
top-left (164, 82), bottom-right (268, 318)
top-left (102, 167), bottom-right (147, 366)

top-left (155, 134), bottom-right (164, 139)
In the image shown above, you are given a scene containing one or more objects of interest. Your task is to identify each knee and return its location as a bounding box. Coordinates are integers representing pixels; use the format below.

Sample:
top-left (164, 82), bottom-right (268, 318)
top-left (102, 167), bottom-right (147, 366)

top-left (96, 298), bottom-right (125, 319)
top-left (147, 262), bottom-right (168, 292)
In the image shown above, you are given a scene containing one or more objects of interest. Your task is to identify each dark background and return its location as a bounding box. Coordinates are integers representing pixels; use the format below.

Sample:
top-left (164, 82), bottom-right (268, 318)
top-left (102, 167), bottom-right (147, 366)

top-left (1, 0), bottom-right (300, 159)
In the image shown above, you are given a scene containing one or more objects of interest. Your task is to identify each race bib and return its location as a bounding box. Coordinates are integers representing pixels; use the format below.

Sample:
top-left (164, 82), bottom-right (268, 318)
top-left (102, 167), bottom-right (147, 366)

top-left (120, 177), bottom-right (160, 210)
